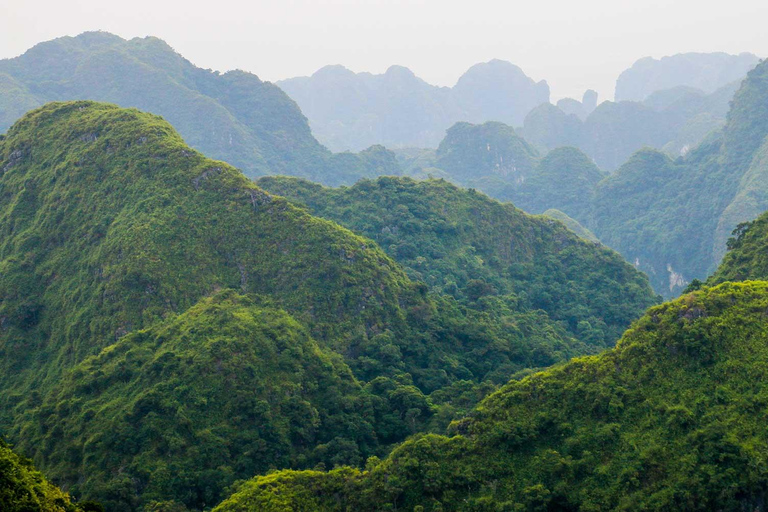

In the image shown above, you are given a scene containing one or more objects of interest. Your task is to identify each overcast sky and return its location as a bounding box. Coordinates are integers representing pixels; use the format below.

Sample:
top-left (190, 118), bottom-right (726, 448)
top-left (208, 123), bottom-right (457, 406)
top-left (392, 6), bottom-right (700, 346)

top-left (2, 0), bottom-right (767, 101)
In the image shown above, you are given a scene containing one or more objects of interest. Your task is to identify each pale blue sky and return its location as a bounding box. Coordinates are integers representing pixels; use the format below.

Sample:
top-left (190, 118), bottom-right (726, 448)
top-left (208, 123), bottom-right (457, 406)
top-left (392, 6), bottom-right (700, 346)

top-left (2, 0), bottom-right (766, 101)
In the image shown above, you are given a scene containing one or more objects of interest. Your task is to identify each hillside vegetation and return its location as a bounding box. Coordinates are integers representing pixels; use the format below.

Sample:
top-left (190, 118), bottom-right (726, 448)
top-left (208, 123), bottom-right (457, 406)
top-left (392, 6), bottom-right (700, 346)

top-left (412, 59), bottom-right (768, 297)
top-left (257, 175), bottom-right (656, 346)
top-left (0, 101), bottom-right (657, 510)
top-left (214, 280), bottom-right (768, 511)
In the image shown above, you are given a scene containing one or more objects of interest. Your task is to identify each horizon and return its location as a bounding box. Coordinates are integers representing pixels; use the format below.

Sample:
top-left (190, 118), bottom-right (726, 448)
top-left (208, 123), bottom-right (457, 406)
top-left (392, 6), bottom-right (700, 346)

top-left (3, 0), bottom-right (767, 102)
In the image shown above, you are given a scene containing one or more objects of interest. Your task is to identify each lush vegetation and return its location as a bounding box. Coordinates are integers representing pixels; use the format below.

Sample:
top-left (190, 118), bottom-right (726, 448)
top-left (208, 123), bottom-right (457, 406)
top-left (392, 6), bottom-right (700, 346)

top-left (542, 209), bottom-right (599, 243)
top-left (426, 122), bottom-right (603, 226)
top-left (593, 58), bottom-right (768, 296)
top-left (257, 175), bottom-right (656, 346)
top-left (214, 281), bottom-right (768, 511)
top-left (14, 291), bottom-right (442, 511)
top-left (1, 438), bottom-right (93, 512)
top-left (708, 211), bottom-right (768, 285)
top-left (0, 101), bottom-right (652, 510)
top-left (278, 60), bottom-right (548, 151)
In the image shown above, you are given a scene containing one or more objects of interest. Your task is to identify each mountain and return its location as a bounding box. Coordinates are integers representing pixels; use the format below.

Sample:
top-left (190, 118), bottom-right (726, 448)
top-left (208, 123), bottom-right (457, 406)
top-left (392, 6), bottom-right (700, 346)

top-left (213, 280), bottom-right (768, 511)
top-left (278, 60), bottom-right (548, 151)
top-left (424, 122), bottom-right (602, 225)
top-left (0, 101), bottom-right (644, 510)
top-left (1, 439), bottom-right (89, 511)
top-left (434, 121), bottom-right (540, 189)
top-left (707, 210), bottom-right (768, 285)
top-left (522, 81), bottom-right (738, 171)
top-left (592, 58), bottom-right (768, 296)
top-left (615, 51), bottom-right (760, 102)
top-left (256, 175), bottom-right (656, 346)
top-left (0, 32), bottom-right (393, 186)
top-left (556, 89), bottom-right (599, 120)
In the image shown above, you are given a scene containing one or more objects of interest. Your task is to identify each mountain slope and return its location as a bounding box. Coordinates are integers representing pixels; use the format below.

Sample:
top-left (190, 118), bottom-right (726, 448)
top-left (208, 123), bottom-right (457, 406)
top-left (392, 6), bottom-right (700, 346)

top-left (592, 58), bottom-right (768, 296)
top-left (708, 209), bottom-right (768, 285)
top-left (215, 280), bottom-right (768, 511)
top-left (13, 291), bottom-right (403, 511)
top-left (257, 175), bottom-right (657, 347)
top-left (427, 122), bottom-right (602, 225)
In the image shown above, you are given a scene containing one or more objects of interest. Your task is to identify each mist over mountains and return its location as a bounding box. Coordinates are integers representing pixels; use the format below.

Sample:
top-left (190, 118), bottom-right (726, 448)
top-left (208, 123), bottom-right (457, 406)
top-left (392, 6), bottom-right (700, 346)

top-left (278, 60), bottom-right (550, 152)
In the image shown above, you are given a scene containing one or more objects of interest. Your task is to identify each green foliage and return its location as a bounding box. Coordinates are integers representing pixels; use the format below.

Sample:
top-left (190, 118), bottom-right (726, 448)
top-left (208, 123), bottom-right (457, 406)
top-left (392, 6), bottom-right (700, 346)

top-left (435, 121), bottom-right (539, 189)
top-left (709, 211), bottom-right (768, 284)
top-left (257, 175), bottom-right (657, 347)
top-left (13, 291), bottom-right (412, 511)
top-left (218, 281), bottom-right (768, 511)
top-left (0, 438), bottom-right (84, 511)
top-left (592, 59), bottom-right (768, 297)
top-left (0, 101), bottom-right (635, 510)
top-left (542, 209), bottom-right (599, 243)
top-left (591, 143), bottom-right (729, 296)
top-left (514, 147), bottom-right (605, 223)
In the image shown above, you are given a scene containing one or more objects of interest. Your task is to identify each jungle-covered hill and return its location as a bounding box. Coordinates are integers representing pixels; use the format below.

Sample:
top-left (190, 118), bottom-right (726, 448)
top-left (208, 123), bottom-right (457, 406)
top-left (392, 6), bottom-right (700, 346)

top-left (0, 101), bottom-right (655, 510)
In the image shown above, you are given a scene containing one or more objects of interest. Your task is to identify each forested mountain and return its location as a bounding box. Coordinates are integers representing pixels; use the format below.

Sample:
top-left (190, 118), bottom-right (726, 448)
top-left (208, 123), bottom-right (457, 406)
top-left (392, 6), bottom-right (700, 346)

top-left (0, 101), bottom-right (656, 510)
top-left (278, 60), bottom-right (549, 151)
top-left (593, 58), bottom-right (768, 296)
top-left (707, 209), bottom-right (768, 285)
top-left (257, 175), bottom-right (655, 346)
top-left (0, 32), bottom-right (396, 185)
top-left (398, 122), bottom-right (604, 226)
top-left (214, 279), bottom-right (768, 511)
top-left (615, 51), bottom-right (759, 101)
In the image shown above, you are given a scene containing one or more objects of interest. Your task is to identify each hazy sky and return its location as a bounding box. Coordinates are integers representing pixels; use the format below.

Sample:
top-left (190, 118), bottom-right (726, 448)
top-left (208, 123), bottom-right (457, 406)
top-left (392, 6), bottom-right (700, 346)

top-left (2, 0), bottom-right (767, 101)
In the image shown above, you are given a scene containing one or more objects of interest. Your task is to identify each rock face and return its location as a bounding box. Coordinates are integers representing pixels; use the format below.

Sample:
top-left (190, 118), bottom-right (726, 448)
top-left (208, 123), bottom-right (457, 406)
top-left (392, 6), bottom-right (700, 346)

top-left (278, 59), bottom-right (548, 151)
top-left (615, 52), bottom-right (759, 102)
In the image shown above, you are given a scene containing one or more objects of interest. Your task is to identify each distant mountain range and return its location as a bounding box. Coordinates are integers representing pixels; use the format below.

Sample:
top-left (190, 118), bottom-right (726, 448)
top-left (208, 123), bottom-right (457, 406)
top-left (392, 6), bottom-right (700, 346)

top-left (278, 52), bottom-right (760, 166)
top-left (278, 60), bottom-right (549, 151)
top-left (615, 51), bottom-right (760, 101)
top-left (522, 79), bottom-right (741, 171)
